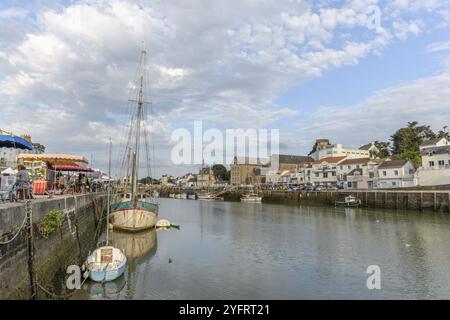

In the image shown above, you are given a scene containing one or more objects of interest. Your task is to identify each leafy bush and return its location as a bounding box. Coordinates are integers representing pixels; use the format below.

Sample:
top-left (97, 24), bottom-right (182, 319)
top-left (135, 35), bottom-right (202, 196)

top-left (39, 209), bottom-right (63, 238)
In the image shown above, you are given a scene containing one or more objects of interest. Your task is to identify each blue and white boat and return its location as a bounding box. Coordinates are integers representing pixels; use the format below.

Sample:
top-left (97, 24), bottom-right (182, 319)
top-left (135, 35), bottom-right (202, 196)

top-left (86, 246), bottom-right (127, 282)
top-left (86, 138), bottom-right (127, 282)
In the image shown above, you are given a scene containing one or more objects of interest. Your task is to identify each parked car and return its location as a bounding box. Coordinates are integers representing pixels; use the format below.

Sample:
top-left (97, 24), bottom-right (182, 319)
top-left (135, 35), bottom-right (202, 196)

top-left (314, 185), bottom-right (325, 191)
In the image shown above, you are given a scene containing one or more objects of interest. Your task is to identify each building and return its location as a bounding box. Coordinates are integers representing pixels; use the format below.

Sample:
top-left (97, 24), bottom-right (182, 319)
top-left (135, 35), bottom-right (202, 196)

top-left (265, 154), bottom-right (314, 186)
top-left (309, 156), bottom-right (347, 186)
top-left (176, 173), bottom-right (197, 188)
top-left (376, 159), bottom-right (415, 189)
top-left (338, 158), bottom-right (383, 189)
top-left (230, 156), bottom-right (265, 186)
top-left (358, 142), bottom-right (380, 156)
top-left (415, 137), bottom-right (450, 186)
top-left (196, 167), bottom-right (216, 188)
top-left (309, 138), bottom-right (373, 160)
top-left (0, 129), bottom-right (45, 171)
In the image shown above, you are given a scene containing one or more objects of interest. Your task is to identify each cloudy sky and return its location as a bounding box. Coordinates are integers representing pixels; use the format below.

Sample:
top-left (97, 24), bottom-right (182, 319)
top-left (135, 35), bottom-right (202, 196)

top-left (1, 0), bottom-right (450, 177)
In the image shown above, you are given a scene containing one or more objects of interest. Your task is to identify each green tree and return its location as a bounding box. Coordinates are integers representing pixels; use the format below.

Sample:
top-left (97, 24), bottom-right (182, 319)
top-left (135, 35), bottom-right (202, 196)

top-left (390, 121), bottom-right (436, 156)
top-left (212, 164), bottom-right (228, 181)
top-left (399, 150), bottom-right (422, 168)
top-left (139, 176), bottom-right (160, 184)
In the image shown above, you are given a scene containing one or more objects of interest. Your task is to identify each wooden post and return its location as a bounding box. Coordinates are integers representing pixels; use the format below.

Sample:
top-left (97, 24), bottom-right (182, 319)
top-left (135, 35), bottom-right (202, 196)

top-left (395, 192), bottom-right (398, 210)
top-left (26, 200), bottom-right (37, 300)
top-left (374, 192), bottom-right (377, 208)
top-left (434, 192), bottom-right (437, 211)
top-left (420, 192), bottom-right (423, 211)
top-left (448, 192), bottom-right (450, 213)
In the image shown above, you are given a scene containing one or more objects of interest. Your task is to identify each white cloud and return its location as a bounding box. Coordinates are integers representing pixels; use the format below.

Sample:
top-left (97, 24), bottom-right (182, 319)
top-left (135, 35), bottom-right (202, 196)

top-left (0, 0), bottom-right (449, 175)
top-left (297, 73), bottom-right (450, 149)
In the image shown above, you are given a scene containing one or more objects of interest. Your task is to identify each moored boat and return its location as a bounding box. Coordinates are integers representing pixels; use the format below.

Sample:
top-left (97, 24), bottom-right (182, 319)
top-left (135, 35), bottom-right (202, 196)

top-left (335, 195), bottom-right (361, 207)
top-left (240, 193), bottom-right (262, 203)
top-left (86, 138), bottom-right (127, 282)
top-left (86, 246), bottom-right (127, 282)
top-left (111, 47), bottom-right (159, 232)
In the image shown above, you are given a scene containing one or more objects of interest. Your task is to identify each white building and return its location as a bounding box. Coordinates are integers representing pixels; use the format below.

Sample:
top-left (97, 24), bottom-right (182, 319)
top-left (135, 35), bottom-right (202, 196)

top-left (309, 156), bottom-right (347, 186)
top-left (310, 139), bottom-right (374, 160)
top-left (415, 137), bottom-right (450, 186)
top-left (338, 158), bottom-right (383, 189)
top-left (376, 159), bottom-right (416, 189)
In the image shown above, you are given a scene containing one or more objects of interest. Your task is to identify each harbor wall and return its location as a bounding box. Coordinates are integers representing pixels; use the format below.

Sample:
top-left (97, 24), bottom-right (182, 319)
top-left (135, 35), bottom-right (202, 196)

top-left (159, 188), bottom-right (450, 212)
top-left (0, 194), bottom-right (106, 299)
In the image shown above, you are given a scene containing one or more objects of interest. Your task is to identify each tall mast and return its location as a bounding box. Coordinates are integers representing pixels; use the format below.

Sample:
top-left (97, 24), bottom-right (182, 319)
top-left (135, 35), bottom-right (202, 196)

top-left (131, 48), bottom-right (146, 199)
top-left (106, 137), bottom-right (112, 245)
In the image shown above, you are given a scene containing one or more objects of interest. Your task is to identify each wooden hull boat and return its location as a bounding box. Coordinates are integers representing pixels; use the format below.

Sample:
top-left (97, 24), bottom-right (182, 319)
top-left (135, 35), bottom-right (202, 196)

top-left (111, 200), bottom-right (158, 232)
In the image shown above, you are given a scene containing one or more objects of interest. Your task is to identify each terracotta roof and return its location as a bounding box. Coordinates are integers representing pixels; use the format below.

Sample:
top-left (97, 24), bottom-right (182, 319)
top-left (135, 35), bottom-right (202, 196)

top-left (313, 156), bottom-right (346, 164)
top-left (339, 158), bottom-right (370, 165)
top-left (378, 159), bottom-right (409, 169)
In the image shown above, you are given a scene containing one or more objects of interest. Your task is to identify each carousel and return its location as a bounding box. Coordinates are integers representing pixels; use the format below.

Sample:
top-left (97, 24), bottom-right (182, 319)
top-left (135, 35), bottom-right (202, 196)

top-left (17, 153), bottom-right (92, 195)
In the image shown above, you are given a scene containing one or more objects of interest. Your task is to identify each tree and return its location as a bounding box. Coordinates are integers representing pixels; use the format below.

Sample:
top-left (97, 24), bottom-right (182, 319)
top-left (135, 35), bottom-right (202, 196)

top-left (437, 125), bottom-right (450, 140)
top-left (139, 176), bottom-right (159, 185)
top-left (370, 141), bottom-right (391, 159)
top-left (212, 164), bottom-right (228, 181)
top-left (390, 121), bottom-right (436, 156)
top-left (400, 150), bottom-right (422, 168)
top-left (32, 143), bottom-right (46, 154)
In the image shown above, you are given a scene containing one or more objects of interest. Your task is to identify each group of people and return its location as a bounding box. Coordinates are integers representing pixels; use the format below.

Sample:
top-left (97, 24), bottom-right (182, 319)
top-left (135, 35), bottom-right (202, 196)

top-left (56, 172), bottom-right (100, 194)
top-left (6, 166), bottom-right (108, 201)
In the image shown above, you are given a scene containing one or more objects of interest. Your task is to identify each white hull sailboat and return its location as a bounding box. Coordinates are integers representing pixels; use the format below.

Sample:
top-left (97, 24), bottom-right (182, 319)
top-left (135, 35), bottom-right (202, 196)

top-left (87, 139), bottom-right (127, 282)
top-left (111, 47), bottom-right (159, 232)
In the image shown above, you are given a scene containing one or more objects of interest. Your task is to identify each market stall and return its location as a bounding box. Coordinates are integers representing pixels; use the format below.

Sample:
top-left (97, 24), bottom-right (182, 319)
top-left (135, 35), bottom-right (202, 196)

top-left (17, 153), bottom-right (91, 195)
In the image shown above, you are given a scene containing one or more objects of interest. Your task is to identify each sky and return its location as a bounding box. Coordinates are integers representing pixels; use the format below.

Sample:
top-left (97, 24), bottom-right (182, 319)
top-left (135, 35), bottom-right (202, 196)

top-left (1, 0), bottom-right (450, 177)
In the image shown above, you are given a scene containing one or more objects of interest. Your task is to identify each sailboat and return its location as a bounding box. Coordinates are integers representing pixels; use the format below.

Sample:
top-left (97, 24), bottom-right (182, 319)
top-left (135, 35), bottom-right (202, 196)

top-left (111, 47), bottom-right (159, 232)
top-left (86, 138), bottom-right (127, 282)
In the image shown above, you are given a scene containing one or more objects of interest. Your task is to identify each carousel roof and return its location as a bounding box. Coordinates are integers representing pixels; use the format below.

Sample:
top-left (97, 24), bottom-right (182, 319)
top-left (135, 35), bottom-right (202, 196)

top-left (0, 134), bottom-right (33, 150)
top-left (18, 154), bottom-right (89, 169)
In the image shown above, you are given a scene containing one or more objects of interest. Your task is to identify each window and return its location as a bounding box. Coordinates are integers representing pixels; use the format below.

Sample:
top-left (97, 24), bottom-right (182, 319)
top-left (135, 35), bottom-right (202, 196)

top-left (383, 171), bottom-right (386, 176)
top-left (356, 165), bottom-right (360, 169)
top-left (347, 165), bottom-right (351, 169)
top-left (332, 172), bottom-right (336, 176)
top-left (392, 181), bottom-right (396, 186)
top-left (394, 170), bottom-right (399, 176)
top-left (323, 172), bottom-right (328, 178)
top-left (315, 172), bottom-right (319, 177)
top-left (340, 166), bottom-right (343, 170)
top-left (438, 160), bottom-right (445, 166)
top-left (429, 161), bottom-right (434, 167)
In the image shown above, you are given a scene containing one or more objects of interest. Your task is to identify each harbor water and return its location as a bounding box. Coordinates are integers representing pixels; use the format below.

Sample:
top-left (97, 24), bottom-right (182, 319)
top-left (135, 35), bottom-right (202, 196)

top-left (75, 198), bottom-right (450, 299)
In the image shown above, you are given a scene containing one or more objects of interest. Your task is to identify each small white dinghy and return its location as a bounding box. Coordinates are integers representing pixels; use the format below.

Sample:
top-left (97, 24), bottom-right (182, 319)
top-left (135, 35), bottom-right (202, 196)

top-left (86, 246), bottom-right (127, 282)
top-left (156, 219), bottom-right (171, 228)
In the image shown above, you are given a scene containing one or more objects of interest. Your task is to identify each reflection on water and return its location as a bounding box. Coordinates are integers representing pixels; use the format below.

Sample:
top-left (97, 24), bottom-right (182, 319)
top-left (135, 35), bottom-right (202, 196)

top-left (77, 198), bottom-right (450, 300)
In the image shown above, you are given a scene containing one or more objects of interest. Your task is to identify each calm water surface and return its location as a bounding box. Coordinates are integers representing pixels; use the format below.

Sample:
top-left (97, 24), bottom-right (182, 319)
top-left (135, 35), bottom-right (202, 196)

top-left (76, 198), bottom-right (450, 299)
